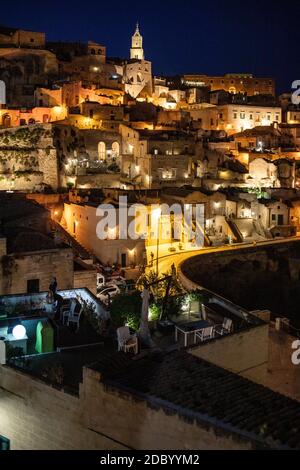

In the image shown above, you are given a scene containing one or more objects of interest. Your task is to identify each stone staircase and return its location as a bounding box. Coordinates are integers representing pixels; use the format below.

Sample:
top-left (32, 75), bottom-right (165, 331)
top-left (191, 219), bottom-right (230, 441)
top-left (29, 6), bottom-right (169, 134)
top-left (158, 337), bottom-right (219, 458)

top-left (51, 220), bottom-right (97, 262)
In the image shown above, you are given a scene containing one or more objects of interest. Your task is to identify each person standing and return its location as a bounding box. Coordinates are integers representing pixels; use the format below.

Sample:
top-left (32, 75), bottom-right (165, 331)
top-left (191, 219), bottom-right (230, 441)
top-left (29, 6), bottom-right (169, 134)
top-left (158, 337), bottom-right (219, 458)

top-left (49, 277), bottom-right (57, 295)
top-left (48, 277), bottom-right (58, 303)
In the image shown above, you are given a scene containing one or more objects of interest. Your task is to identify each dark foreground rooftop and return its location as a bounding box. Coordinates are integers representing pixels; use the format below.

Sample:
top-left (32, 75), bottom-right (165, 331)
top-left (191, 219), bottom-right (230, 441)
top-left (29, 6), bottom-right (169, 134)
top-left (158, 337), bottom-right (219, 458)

top-left (91, 350), bottom-right (300, 450)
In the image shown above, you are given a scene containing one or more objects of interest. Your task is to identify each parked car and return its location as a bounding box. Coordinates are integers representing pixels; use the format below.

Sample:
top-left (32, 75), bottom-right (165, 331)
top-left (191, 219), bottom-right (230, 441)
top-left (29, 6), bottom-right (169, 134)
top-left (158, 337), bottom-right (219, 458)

top-left (97, 273), bottom-right (106, 290)
top-left (106, 275), bottom-right (126, 288)
top-left (97, 285), bottom-right (120, 304)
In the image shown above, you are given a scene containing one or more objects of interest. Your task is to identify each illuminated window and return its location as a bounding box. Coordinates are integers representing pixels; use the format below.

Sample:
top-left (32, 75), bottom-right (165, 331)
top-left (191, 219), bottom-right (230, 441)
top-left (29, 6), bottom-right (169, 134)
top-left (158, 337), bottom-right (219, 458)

top-left (112, 141), bottom-right (120, 157)
top-left (98, 141), bottom-right (106, 160)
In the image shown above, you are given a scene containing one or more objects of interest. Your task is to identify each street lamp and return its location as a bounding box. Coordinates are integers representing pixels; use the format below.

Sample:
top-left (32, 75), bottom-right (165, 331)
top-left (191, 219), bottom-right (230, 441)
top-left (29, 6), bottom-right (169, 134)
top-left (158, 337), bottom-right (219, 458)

top-left (154, 207), bottom-right (162, 279)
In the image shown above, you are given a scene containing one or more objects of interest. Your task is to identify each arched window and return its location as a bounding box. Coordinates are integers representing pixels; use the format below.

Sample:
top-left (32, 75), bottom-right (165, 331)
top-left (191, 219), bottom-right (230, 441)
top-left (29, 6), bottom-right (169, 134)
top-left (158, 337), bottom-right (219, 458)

top-left (2, 114), bottom-right (11, 128)
top-left (111, 141), bottom-right (120, 158)
top-left (28, 118), bottom-right (35, 125)
top-left (43, 114), bottom-right (49, 123)
top-left (98, 142), bottom-right (106, 160)
top-left (91, 49), bottom-right (96, 55)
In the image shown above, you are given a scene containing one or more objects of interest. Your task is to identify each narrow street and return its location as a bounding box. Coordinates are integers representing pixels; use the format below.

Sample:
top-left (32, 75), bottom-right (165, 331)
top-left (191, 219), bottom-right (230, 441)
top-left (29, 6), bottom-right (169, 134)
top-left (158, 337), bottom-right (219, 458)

top-left (147, 235), bottom-right (300, 280)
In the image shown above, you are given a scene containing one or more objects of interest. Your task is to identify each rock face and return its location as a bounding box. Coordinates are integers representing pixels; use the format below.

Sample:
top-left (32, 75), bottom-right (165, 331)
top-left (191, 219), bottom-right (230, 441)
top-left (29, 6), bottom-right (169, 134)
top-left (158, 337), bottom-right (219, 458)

top-left (0, 48), bottom-right (58, 107)
top-left (182, 241), bottom-right (300, 324)
top-left (0, 123), bottom-right (84, 191)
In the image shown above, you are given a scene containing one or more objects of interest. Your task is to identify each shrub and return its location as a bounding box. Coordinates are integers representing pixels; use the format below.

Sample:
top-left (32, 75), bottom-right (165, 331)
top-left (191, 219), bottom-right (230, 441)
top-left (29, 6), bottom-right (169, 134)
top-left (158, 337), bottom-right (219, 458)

top-left (110, 291), bottom-right (142, 331)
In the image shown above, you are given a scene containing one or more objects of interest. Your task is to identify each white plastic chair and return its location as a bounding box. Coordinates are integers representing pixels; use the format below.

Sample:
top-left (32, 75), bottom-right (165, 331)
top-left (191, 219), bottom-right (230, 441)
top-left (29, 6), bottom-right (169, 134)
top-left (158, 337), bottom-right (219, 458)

top-left (194, 326), bottom-right (214, 343)
top-left (67, 302), bottom-right (82, 331)
top-left (214, 318), bottom-right (233, 336)
top-left (62, 299), bottom-right (76, 325)
top-left (117, 326), bottom-right (138, 354)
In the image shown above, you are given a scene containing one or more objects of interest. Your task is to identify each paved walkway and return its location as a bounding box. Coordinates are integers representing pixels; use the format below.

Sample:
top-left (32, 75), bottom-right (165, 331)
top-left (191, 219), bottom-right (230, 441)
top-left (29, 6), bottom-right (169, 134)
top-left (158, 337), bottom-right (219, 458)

top-left (147, 235), bottom-right (300, 277)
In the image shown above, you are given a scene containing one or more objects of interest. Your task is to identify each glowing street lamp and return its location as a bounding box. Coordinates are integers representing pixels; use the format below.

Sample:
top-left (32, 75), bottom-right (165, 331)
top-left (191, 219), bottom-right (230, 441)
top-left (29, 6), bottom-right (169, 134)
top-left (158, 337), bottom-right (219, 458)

top-left (154, 207), bottom-right (162, 279)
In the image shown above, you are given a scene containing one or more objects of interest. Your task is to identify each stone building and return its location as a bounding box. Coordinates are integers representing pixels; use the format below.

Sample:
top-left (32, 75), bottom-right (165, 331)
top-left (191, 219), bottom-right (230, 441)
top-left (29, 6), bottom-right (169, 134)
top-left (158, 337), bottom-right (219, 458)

top-left (193, 104), bottom-right (282, 135)
top-left (62, 200), bottom-right (146, 268)
top-left (234, 125), bottom-right (290, 151)
top-left (181, 73), bottom-right (275, 96)
top-left (248, 158), bottom-right (279, 188)
top-left (124, 24), bottom-right (153, 99)
top-left (2, 344), bottom-right (300, 449)
top-left (0, 28), bottom-right (58, 107)
top-left (0, 26), bottom-right (45, 48)
top-left (0, 196), bottom-right (73, 295)
top-left (121, 130), bottom-right (201, 189)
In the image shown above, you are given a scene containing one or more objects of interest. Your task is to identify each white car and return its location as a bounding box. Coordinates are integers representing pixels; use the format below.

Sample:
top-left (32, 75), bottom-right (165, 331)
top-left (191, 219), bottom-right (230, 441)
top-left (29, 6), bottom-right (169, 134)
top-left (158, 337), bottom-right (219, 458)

top-left (97, 285), bottom-right (120, 304)
top-left (97, 273), bottom-right (106, 290)
top-left (106, 275), bottom-right (126, 288)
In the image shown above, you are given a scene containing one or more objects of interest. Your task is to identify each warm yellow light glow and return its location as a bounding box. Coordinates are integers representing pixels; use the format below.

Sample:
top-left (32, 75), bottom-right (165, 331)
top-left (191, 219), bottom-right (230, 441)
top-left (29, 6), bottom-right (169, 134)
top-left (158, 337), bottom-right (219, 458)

top-left (153, 207), bottom-right (162, 218)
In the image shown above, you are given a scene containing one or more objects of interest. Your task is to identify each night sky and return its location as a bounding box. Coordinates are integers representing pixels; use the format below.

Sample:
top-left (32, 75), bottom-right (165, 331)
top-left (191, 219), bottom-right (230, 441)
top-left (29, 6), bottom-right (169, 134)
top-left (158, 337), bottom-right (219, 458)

top-left (1, 0), bottom-right (299, 93)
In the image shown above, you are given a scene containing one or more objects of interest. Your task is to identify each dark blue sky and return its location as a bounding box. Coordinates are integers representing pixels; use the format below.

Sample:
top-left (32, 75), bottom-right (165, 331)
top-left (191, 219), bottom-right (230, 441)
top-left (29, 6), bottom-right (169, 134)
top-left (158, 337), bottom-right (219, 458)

top-left (1, 0), bottom-right (299, 93)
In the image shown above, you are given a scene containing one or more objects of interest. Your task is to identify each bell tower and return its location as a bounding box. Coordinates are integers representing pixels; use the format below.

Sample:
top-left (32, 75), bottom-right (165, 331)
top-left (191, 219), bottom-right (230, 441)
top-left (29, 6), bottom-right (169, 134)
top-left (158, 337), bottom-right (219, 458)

top-left (130, 23), bottom-right (144, 60)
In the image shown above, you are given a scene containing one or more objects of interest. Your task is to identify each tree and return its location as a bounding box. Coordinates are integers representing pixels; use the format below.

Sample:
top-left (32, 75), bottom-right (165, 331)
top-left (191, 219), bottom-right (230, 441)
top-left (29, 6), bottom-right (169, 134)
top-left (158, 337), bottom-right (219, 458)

top-left (110, 291), bottom-right (142, 331)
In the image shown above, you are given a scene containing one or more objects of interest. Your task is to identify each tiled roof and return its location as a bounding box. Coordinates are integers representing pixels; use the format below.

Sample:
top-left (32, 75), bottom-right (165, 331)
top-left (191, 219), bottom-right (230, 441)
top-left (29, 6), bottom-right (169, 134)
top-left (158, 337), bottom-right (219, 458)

top-left (234, 126), bottom-right (281, 138)
top-left (91, 350), bottom-right (300, 449)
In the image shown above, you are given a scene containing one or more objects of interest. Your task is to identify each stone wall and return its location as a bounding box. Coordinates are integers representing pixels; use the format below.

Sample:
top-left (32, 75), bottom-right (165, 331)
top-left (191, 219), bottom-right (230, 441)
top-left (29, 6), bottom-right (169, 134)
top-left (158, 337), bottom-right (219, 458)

top-left (79, 368), bottom-right (251, 450)
top-left (0, 125), bottom-right (59, 190)
top-left (0, 123), bottom-right (90, 190)
top-left (0, 366), bottom-right (126, 450)
top-left (74, 269), bottom-right (97, 296)
top-left (0, 248), bottom-right (73, 295)
top-left (0, 363), bottom-right (252, 450)
top-left (190, 324), bottom-right (269, 384)
top-left (76, 173), bottom-right (122, 189)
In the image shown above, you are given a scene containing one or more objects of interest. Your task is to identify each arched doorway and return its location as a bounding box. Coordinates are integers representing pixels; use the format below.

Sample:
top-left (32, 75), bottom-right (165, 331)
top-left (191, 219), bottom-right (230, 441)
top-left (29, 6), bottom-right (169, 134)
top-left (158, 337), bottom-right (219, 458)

top-left (111, 141), bottom-right (120, 159)
top-left (28, 118), bottom-right (35, 125)
top-left (98, 141), bottom-right (106, 160)
top-left (2, 114), bottom-right (11, 128)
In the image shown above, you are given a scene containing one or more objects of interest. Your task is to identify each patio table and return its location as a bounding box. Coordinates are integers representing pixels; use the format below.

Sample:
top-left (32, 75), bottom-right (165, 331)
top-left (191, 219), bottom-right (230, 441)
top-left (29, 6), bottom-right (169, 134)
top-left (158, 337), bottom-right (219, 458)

top-left (175, 320), bottom-right (211, 347)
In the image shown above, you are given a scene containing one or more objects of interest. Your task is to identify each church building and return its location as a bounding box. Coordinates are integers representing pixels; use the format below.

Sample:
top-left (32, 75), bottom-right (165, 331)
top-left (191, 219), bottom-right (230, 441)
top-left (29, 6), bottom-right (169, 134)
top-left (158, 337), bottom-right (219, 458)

top-left (124, 23), bottom-right (153, 99)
